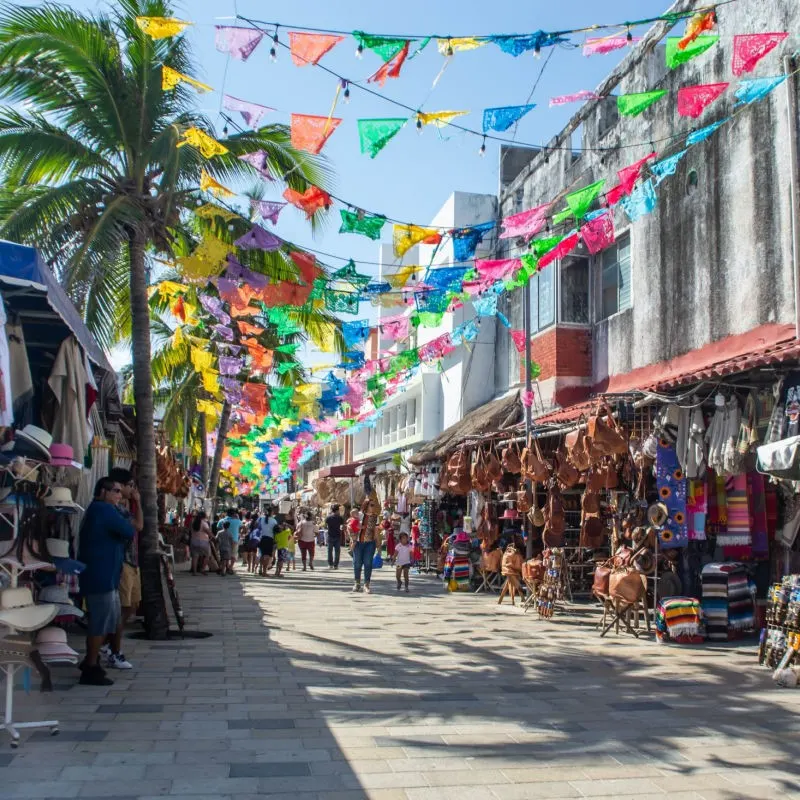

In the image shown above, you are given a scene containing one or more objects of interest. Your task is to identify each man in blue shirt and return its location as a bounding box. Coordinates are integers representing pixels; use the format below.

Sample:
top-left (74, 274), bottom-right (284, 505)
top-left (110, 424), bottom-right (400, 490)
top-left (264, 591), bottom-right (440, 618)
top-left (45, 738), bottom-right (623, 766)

top-left (77, 477), bottom-right (135, 686)
top-left (217, 508), bottom-right (242, 569)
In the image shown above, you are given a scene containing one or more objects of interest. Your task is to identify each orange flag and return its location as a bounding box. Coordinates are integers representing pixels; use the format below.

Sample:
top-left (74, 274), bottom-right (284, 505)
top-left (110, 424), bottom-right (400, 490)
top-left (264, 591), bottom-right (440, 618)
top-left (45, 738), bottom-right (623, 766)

top-left (283, 185), bottom-right (331, 219)
top-left (289, 32), bottom-right (345, 66)
top-left (289, 251), bottom-right (323, 284)
top-left (237, 320), bottom-right (264, 336)
top-left (290, 113), bottom-right (342, 155)
top-left (368, 41), bottom-right (410, 87)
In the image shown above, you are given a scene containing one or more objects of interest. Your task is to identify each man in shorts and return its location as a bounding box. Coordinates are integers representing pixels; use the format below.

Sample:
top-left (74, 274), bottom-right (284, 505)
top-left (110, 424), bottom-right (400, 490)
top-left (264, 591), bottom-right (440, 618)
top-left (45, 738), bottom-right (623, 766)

top-left (217, 508), bottom-right (242, 568)
top-left (77, 477), bottom-right (135, 686)
top-left (258, 508), bottom-right (278, 576)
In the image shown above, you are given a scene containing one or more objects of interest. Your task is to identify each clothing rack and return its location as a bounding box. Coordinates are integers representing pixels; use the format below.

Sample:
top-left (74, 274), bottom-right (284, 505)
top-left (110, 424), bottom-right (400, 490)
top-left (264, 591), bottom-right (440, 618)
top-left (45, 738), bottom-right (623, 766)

top-left (0, 501), bottom-right (59, 748)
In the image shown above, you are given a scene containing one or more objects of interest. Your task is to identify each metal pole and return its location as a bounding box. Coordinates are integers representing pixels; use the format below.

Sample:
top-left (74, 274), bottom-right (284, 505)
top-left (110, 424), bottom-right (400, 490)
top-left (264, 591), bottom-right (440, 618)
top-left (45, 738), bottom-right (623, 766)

top-left (785, 54), bottom-right (800, 340)
top-left (523, 282), bottom-right (534, 559)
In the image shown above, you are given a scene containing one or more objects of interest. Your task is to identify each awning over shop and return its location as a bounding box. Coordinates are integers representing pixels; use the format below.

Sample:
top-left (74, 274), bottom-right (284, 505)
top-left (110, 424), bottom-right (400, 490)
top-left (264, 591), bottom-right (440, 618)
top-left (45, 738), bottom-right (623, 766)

top-left (410, 390), bottom-right (522, 465)
top-left (536, 322), bottom-right (799, 425)
top-left (317, 462), bottom-right (364, 479)
top-left (0, 239), bottom-right (114, 372)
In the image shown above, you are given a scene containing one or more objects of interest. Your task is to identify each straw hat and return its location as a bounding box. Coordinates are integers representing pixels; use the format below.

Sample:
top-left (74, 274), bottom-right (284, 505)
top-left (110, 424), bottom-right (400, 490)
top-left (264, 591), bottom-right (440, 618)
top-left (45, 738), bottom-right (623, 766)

top-left (49, 444), bottom-right (77, 468)
top-left (43, 487), bottom-right (83, 512)
top-left (0, 543), bottom-right (55, 573)
top-left (45, 538), bottom-right (85, 575)
top-left (0, 588), bottom-right (58, 631)
top-left (38, 584), bottom-right (84, 618)
top-left (647, 502), bottom-right (669, 528)
top-left (35, 626), bottom-right (79, 662)
top-left (12, 426), bottom-right (52, 461)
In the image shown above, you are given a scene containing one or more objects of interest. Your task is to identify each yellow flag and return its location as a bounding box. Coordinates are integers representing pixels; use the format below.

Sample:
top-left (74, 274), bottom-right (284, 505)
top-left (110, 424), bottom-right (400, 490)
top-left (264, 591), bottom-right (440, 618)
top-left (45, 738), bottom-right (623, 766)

top-left (416, 110), bottom-right (469, 128)
top-left (190, 346), bottom-right (215, 373)
top-left (162, 65), bottom-right (212, 93)
top-left (295, 383), bottom-right (322, 400)
top-left (135, 16), bottom-right (191, 39)
top-left (311, 321), bottom-right (338, 353)
top-left (156, 280), bottom-right (188, 298)
top-left (372, 293), bottom-right (407, 309)
top-left (177, 127), bottom-right (229, 158)
top-left (195, 203), bottom-right (239, 222)
top-left (200, 169), bottom-right (235, 198)
top-left (196, 399), bottom-right (222, 421)
top-left (201, 370), bottom-right (220, 395)
top-left (437, 37), bottom-right (486, 54)
top-left (393, 223), bottom-right (441, 258)
top-left (386, 265), bottom-right (418, 289)
top-left (178, 233), bottom-right (230, 279)
top-left (172, 325), bottom-right (185, 348)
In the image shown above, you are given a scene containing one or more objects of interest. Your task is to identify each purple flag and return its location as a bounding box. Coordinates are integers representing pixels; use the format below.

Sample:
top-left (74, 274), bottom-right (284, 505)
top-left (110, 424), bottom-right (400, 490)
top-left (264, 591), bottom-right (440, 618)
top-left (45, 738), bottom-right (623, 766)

top-left (219, 344), bottom-right (243, 354)
top-left (215, 26), bottom-right (264, 61)
top-left (238, 150), bottom-right (273, 181)
top-left (234, 224), bottom-right (282, 252)
top-left (199, 294), bottom-right (230, 325)
top-left (211, 324), bottom-right (234, 342)
top-left (219, 356), bottom-right (244, 376)
top-left (224, 254), bottom-right (267, 288)
top-left (216, 277), bottom-right (239, 296)
top-left (251, 199), bottom-right (287, 224)
top-left (223, 94), bottom-right (274, 129)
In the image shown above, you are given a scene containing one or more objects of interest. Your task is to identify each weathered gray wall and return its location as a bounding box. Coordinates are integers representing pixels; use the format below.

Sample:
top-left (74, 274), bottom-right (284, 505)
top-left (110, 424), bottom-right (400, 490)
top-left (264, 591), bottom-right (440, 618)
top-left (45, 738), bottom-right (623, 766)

top-left (495, 0), bottom-right (800, 395)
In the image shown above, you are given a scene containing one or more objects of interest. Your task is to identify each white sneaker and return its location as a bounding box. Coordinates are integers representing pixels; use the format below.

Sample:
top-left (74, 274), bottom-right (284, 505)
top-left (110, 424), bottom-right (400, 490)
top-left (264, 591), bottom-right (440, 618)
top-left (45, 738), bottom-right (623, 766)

top-left (100, 644), bottom-right (111, 658)
top-left (107, 652), bottom-right (133, 670)
top-left (352, 583), bottom-right (361, 592)
top-left (363, 583), bottom-right (372, 594)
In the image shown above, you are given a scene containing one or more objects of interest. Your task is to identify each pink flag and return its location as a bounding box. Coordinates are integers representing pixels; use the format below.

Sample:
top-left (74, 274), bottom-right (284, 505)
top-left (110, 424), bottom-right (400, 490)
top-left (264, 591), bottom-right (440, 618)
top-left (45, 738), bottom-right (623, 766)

top-left (223, 95), bottom-right (274, 129)
top-left (215, 26), bottom-right (264, 61)
top-left (499, 203), bottom-right (552, 240)
top-left (732, 33), bottom-right (788, 76)
top-left (380, 314), bottom-right (411, 341)
top-left (462, 277), bottom-right (494, 296)
top-left (677, 83), bottom-right (728, 118)
top-left (474, 258), bottom-right (521, 282)
top-left (580, 212), bottom-right (615, 255)
top-left (510, 330), bottom-right (527, 354)
top-left (549, 90), bottom-right (600, 107)
top-left (251, 199), bottom-right (286, 224)
top-left (238, 150), bottom-right (273, 181)
top-left (583, 35), bottom-right (639, 56)
top-left (617, 152), bottom-right (657, 195)
top-left (539, 232), bottom-right (579, 269)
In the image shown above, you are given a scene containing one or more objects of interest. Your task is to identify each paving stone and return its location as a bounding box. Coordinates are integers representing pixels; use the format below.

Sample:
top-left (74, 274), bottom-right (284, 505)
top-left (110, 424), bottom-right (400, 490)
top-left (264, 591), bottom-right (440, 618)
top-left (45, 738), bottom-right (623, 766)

top-left (228, 718), bottom-right (295, 730)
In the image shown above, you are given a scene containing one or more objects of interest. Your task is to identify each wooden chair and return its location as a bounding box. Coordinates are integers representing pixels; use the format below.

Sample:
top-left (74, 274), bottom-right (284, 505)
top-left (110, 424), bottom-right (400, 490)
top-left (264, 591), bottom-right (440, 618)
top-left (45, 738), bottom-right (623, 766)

top-left (498, 574), bottom-right (522, 606)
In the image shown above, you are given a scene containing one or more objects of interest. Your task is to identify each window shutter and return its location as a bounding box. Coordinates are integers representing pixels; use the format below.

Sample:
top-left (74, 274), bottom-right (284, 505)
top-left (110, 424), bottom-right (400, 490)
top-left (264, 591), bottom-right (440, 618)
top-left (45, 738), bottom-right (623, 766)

top-left (618, 246), bottom-right (632, 311)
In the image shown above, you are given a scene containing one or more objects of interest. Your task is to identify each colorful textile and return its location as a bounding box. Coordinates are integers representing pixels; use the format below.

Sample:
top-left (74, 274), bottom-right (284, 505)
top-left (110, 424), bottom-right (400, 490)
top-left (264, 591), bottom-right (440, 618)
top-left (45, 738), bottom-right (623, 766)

top-left (339, 209), bottom-right (386, 240)
top-left (288, 32), bottom-right (344, 66)
top-left (353, 32), bottom-right (408, 62)
top-left (580, 211), bottom-right (615, 255)
top-left (136, 16), bottom-right (190, 39)
top-left (452, 221), bottom-right (495, 261)
top-left (437, 37), bottom-right (486, 55)
top-left (475, 258), bottom-right (519, 282)
top-left (749, 472), bottom-right (769, 559)
top-left (290, 113), bottom-right (342, 155)
top-left (223, 95), bottom-right (273, 128)
top-left (251, 199), bottom-right (286, 224)
top-left (549, 90), bottom-right (599, 106)
top-left (651, 149), bottom-right (688, 185)
top-left (417, 110), bottom-right (469, 127)
top-left (283, 185), bottom-right (331, 218)
top-left (565, 180), bottom-right (605, 220)
top-left (734, 75), bottom-right (787, 106)
top-left (161, 65), bottom-right (211, 93)
top-left (331, 260), bottom-right (371, 289)
top-left (367, 42), bottom-right (410, 86)
top-left (617, 90), bottom-right (667, 116)
top-left (393, 224), bottom-right (442, 258)
top-left (686, 479), bottom-right (707, 541)
top-left (732, 33), bottom-right (788, 76)
top-left (491, 32), bottom-right (566, 56)
top-left (238, 150), bottom-right (273, 180)
top-left (499, 203), bottom-right (551, 240)
top-left (215, 26), bottom-right (264, 61)
top-left (666, 35), bottom-right (718, 69)
top-left (678, 11), bottom-right (716, 50)
top-left (482, 104), bottom-right (536, 133)
top-left (358, 118), bottom-right (406, 158)
top-left (234, 224), bottom-right (281, 251)
top-left (655, 597), bottom-right (704, 642)
top-left (677, 83), bottom-right (728, 118)
top-left (620, 179), bottom-right (657, 222)
top-left (656, 439), bottom-right (688, 549)
top-left (686, 119), bottom-right (727, 146)
top-left (510, 330), bottom-right (527, 353)
top-left (719, 474), bottom-right (751, 551)
top-left (583, 35), bottom-right (636, 56)
top-left (381, 314), bottom-right (411, 341)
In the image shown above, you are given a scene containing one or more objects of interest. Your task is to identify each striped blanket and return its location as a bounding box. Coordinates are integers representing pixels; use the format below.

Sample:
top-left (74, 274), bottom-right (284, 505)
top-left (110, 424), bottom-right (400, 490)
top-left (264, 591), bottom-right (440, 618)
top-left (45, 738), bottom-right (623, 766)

top-left (656, 597), bottom-right (703, 642)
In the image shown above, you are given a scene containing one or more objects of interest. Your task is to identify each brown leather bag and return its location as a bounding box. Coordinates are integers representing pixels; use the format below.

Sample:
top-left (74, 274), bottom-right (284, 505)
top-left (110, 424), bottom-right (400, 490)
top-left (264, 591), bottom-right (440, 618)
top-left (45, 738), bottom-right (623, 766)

top-left (565, 419), bottom-right (591, 472)
top-left (613, 546), bottom-right (634, 569)
top-left (580, 514), bottom-right (605, 548)
top-left (592, 561), bottom-right (613, 598)
top-left (582, 489), bottom-right (600, 514)
top-left (521, 437), bottom-right (550, 484)
top-left (471, 448), bottom-right (490, 491)
top-left (516, 487), bottom-right (533, 513)
top-left (602, 459), bottom-right (619, 490)
top-left (501, 545), bottom-right (524, 576)
top-left (485, 446), bottom-right (503, 482)
top-left (446, 449), bottom-right (471, 495)
top-left (501, 442), bottom-right (522, 474)
top-left (554, 448), bottom-right (580, 489)
top-left (587, 402), bottom-right (628, 458)
top-left (586, 466), bottom-right (604, 493)
top-left (543, 483), bottom-right (566, 547)
top-left (522, 558), bottom-right (544, 582)
top-left (609, 569), bottom-right (644, 605)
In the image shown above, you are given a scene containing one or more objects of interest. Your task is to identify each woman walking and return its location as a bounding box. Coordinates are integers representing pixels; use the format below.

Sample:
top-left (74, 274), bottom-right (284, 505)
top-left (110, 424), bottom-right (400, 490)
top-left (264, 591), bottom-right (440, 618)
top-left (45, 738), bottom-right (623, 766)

top-left (348, 493), bottom-right (382, 594)
top-left (189, 511), bottom-right (212, 575)
top-left (295, 511), bottom-right (317, 571)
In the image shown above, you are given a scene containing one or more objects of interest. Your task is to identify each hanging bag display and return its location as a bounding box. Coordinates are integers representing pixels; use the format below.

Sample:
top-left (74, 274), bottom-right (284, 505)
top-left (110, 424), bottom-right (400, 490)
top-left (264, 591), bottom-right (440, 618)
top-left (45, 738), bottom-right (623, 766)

top-left (486, 445), bottom-right (503, 482)
top-left (501, 440), bottom-right (522, 474)
top-left (521, 436), bottom-right (550, 484)
top-left (609, 568), bottom-right (644, 605)
top-left (587, 402), bottom-right (628, 459)
top-left (554, 448), bottom-right (580, 489)
top-left (471, 447), bottom-right (490, 491)
top-left (565, 417), bottom-right (591, 472)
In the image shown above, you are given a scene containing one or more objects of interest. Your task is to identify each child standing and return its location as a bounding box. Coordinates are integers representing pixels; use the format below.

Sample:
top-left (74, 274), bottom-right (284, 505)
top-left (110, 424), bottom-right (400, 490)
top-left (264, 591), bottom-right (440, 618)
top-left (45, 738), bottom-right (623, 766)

top-left (394, 532), bottom-right (413, 592)
top-left (216, 522), bottom-right (235, 576)
top-left (273, 521), bottom-right (292, 578)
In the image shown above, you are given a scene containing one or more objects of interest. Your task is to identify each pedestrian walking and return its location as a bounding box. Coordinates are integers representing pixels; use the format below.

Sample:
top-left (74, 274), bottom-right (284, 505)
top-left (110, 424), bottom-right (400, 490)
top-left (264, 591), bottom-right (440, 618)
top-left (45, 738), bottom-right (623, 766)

top-left (258, 508), bottom-right (278, 576)
top-left (273, 521), bottom-right (292, 578)
top-left (347, 495), bottom-right (382, 594)
top-left (295, 511), bottom-right (317, 571)
top-left (325, 504), bottom-right (344, 569)
top-left (394, 532), bottom-right (413, 592)
top-left (189, 511), bottom-right (212, 575)
top-left (216, 522), bottom-right (235, 575)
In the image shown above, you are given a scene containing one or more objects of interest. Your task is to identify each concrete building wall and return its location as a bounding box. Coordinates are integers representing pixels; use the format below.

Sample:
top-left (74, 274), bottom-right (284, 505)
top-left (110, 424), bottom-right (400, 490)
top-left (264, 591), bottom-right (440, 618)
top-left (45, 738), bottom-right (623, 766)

top-left (495, 0), bottom-right (799, 405)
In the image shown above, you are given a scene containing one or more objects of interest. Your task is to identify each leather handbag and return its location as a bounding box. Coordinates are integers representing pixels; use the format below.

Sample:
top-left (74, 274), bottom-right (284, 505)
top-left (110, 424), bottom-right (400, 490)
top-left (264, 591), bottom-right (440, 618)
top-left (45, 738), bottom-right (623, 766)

top-left (609, 569), bottom-right (644, 605)
top-left (521, 436), bottom-right (550, 484)
top-left (446, 449), bottom-right (472, 495)
top-left (565, 418), bottom-right (591, 472)
top-left (603, 459), bottom-right (619, 490)
top-left (554, 448), bottom-right (580, 489)
top-left (587, 402), bottom-right (628, 458)
top-left (613, 546), bottom-right (634, 569)
top-left (516, 487), bottom-right (533, 513)
top-left (501, 545), bottom-right (524, 576)
top-left (502, 442), bottom-right (522, 474)
top-left (592, 561), bottom-right (613, 598)
top-left (482, 549), bottom-right (502, 572)
top-left (582, 489), bottom-right (600, 514)
top-left (522, 558), bottom-right (544, 582)
top-left (471, 448), bottom-right (491, 491)
top-left (580, 514), bottom-right (605, 549)
top-left (543, 483), bottom-right (566, 547)
top-left (486, 446), bottom-right (503, 482)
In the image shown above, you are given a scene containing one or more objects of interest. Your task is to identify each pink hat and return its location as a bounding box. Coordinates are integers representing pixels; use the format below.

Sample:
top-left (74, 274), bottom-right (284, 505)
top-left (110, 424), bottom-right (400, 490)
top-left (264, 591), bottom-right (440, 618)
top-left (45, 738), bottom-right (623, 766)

top-left (49, 443), bottom-right (76, 467)
top-left (501, 508), bottom-right (520, 520)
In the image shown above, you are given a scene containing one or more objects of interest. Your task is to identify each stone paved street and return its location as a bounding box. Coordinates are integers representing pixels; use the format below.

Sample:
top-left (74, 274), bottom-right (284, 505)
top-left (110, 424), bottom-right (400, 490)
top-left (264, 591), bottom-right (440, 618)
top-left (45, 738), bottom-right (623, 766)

top-left (2, 555), bottom-right (800, 799)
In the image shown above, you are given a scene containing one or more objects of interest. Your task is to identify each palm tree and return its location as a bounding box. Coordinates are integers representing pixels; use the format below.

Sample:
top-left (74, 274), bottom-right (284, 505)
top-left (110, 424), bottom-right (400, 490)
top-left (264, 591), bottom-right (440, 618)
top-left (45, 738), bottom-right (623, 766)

top-left (0, 0), bottom-right (331, 637)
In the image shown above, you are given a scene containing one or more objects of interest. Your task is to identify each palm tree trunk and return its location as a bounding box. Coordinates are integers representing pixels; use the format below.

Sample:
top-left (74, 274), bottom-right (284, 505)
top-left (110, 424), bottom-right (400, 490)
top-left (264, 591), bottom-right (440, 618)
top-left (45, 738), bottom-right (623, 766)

top-left (199, 413), bottom-right (208, 487)
top-left (129, 229), bottom-right (169, 640)
top-left (207, 400), bottom-right (232, 507)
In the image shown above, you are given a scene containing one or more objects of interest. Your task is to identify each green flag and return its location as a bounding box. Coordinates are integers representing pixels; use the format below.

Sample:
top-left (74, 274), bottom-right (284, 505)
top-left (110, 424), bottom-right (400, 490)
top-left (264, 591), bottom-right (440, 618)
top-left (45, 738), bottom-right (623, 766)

top-left (353, 31), bottom-right (408, 62)
top-left (519, 254), bottom-right (540, 278)
top-left (530, 235), bottom-right (562, 258)
top-left (331, 259), bottom-right (371, 288)
top-left (414, 311), bottom-right (445, 328)
top-left (552, 207), bottom-right (572, 224)
top-left (617, 90), bottom-right (667, 117)
top-left (565, 180), bottom-right (605, 220)
top-left (323, 289), bottom-right (360, 315)
top-left (666, 35), bottom-right (718, 69)
top-left (275, 343), bottom-right (301, 354)
top-left (358, 118), bottom-right (406, 158)
top-left (339, 209), bottom-right (387, 240)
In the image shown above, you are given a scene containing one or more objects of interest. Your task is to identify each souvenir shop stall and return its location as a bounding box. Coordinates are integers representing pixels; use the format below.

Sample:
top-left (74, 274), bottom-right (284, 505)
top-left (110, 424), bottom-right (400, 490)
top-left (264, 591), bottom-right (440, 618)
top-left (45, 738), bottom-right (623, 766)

top-left (0, 241), bottom-right (121, 746)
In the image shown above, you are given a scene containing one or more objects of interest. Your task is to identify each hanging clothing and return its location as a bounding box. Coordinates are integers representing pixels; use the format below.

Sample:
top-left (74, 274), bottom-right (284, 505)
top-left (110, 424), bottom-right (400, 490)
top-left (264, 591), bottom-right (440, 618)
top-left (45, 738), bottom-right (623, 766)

top-left (47, 337), bottom-right (91, 461)
top-left (5, 314), bottom-right (33, 422)
top-left (0, 298), bottom-right (13, 427)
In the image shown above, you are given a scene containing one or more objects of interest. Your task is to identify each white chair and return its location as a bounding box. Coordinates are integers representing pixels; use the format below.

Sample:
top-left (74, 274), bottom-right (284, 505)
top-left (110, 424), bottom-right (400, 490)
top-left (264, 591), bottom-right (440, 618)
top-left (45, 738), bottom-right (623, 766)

top-left (158, 533), bottom-right (175, 567)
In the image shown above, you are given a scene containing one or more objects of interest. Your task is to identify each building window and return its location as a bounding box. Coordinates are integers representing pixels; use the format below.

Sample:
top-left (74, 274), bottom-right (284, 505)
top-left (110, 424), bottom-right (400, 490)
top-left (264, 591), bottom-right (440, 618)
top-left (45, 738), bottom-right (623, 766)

top-left (560, 256), bottom-right (589, 324)
top-left (530, 266), bottom-right (555, 333)
top-left (514, 188), bottom-right (524, 214)
top-left (600, 234), bottom-right (631, 320)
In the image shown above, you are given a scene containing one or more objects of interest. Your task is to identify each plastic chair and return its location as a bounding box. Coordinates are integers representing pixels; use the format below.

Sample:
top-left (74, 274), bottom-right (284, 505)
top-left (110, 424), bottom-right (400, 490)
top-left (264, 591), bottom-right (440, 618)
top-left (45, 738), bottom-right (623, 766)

top-left (158, 533), bottom-right (175, 567)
